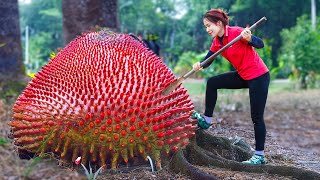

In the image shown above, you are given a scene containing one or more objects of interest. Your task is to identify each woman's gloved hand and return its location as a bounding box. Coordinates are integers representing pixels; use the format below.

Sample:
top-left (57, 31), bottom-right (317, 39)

top-left (192, 62), bottom-right (203, 72)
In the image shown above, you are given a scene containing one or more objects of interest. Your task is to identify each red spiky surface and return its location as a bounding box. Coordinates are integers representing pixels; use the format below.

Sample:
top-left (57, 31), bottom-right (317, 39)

top-left (9, 31), bottom-right (196, 169)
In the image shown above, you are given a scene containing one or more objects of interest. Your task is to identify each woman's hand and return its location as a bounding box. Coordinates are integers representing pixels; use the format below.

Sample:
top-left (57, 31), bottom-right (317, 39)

top-left (193, 62), bottom-right (203, 72)
top-left (241, 28), bottom-right (252, 42)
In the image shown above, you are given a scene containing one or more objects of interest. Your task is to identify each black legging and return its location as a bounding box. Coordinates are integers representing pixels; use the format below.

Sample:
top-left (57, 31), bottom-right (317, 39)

top-left (204, 71), bottom-right (270, 151)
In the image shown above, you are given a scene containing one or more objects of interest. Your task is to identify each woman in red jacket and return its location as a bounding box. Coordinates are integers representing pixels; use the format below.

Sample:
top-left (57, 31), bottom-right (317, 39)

top-left (193, 9), bottom-right (270, 165)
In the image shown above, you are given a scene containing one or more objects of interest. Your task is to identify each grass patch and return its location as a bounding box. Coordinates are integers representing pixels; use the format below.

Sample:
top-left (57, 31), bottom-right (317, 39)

top-left (182, 81), bottom-right (206, 96)
top-left (0, 137), bottom-right (9, 146)
top-left (269, 79), bottom-right (296, 93)
top-left (182, 79), bottom-right (295, 96)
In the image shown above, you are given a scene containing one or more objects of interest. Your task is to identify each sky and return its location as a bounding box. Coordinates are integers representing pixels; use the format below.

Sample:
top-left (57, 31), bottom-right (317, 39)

top-left (173, 0), bottom-right (188, 19)
top-left (19, 0), bottom-right (32, 4)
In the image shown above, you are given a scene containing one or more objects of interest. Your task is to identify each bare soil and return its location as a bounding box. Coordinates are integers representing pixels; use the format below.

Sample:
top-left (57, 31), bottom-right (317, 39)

top-left (1, 89), bottom-right (319, 180)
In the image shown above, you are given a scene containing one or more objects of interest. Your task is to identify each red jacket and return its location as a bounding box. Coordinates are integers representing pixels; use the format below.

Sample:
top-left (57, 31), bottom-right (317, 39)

top-left (210, 26), bottom-right (269, 80)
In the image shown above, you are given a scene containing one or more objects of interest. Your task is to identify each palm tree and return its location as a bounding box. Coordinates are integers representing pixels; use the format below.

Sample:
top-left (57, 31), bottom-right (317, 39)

top-left (62, 0), bottom-right (119, 44)
top-left (0, 0), bottom-right (24, 77)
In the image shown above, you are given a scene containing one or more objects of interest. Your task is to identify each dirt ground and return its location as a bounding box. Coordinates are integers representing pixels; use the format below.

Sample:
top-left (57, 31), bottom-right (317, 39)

top-left (0, 88), bottom-right (319, 179)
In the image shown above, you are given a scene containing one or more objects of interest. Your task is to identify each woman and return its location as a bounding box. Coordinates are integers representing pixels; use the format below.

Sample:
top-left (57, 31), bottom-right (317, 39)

top-left (193, 8), bottom-right (270, 165)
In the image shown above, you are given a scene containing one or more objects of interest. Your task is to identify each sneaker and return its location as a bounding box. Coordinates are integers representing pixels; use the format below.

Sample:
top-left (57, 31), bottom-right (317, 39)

top-left (242, 154), bottom-right (266, 165)
top-left (191, 111), bottom-right (212, 130)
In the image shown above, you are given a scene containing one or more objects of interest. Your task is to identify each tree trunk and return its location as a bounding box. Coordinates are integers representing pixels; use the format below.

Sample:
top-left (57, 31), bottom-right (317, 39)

top-left (62, 0), bottom-right (119, 45)
top-left (0, 0), bottom-right (24, 77)
top-left (311, 0), bottom-right (316, 30)
top-left (300, 74), bottom-right (308, 89)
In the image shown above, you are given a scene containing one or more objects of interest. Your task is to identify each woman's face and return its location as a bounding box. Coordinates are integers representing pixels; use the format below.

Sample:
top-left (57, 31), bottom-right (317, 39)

top-left (203, 18), bottom-right (224, 38)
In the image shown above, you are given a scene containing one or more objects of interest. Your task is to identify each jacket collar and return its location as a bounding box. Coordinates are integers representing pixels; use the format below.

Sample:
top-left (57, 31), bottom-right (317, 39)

top-left (213, 25), bottom-right (229, 46)
top-left (224, 25), bottom-right (229, 37)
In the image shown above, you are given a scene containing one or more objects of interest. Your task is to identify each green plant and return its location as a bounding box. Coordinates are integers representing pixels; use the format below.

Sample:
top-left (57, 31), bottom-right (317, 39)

top-left (278, 15), bottom-right (320, 89)
top-left (0, 138), bottom-right (9, 146)
top-left (74, 157), bottom-right (104, 180)
top-left (81, 164), bottom-right (104, 180)
top-left (173, 50), bottom-right (231, 79)
top-left (173, 51), bottom-right (202, 77)
top-left (0, 80), bottom-right (27, 104)
top-left (256, 38), bottom-right (272, 69)
top-left (23, 156), bottom-right (43, 178)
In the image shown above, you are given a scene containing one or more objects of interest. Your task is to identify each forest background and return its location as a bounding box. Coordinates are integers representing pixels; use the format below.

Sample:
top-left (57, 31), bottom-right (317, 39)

top-left (13, 0), bottom-right (320, 90)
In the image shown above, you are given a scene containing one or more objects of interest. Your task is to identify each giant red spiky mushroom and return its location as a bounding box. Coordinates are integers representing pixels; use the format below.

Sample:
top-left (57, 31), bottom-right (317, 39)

top-left (9, 31), bottom-right (197, 170)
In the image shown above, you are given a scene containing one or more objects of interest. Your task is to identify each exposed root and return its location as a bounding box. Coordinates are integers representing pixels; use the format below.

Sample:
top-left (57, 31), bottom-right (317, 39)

top-left (169, 130), bottom-right (320, 180)
top-left (169, 150), bottom-right (218, 180)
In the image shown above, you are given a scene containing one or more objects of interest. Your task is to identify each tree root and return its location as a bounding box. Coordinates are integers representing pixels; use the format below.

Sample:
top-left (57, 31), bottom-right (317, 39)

top-left (169, 149), bottom-right (218, 180)
top-left (169, 129), bottom-right (320, 180)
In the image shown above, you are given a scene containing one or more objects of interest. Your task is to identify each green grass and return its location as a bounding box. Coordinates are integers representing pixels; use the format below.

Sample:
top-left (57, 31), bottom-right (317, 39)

top-left (182, 81), bottom-right (206, 96)
top-left (268, 79), bottom-right (296, 93)
top-left (0, 137), bottom-right (9, 146)
top-left (182, 79), bottom-right (295, 96)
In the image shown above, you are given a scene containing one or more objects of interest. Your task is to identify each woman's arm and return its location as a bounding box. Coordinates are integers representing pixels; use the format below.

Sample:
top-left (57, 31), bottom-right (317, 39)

top-left (248, 35), bottom-right (264, 49)
top-left (193, 50), bottom-right (215, 71)
top-left (200, 50), bottom-right (214, 68)
top-left (241, 28), bottom-right (264, 49)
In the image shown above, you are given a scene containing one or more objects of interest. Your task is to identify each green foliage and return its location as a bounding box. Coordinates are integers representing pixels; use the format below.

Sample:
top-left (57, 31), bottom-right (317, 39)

top-left (19, 0), bottom-right (62, 73)
top-left (20, 0), bottom-right (62, 33)
top-left (231, 0), bottom-right (313, 67)
top-left (17, 0), bottom-right (320, 81)
top-left (173, 51), bottom-right (204, 78)
top-left (278, 15), bottom-right (320, 89)
top-left (201, 56), bottom-right (231, 79)
top-left (270, 60), bottom-right (290, 79)
top-left (119, 0), bottom-right (231, 66)
top-left (173, 50), bottom-right (231, 79)
top-left (0, 80), bottom-right (27, 103)
top-left (256, 39), bottom-right (272, 69)
top-left (39, 8), bottom-right (61, 18)
top-left (0, 138), bottom-right (9, 146)
top-left (118, 0), bottom-right (316, 72)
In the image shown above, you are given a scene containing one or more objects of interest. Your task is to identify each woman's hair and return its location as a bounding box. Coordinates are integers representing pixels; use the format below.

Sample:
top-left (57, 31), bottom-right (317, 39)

top-left (203, 9), bottom-right (229, 26)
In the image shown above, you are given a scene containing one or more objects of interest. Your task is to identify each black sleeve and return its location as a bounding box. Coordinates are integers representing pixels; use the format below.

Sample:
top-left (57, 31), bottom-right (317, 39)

top-left (248, 35), bottom-right (264, 49)
top-left (200, 50), bottom-right (215, 69)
